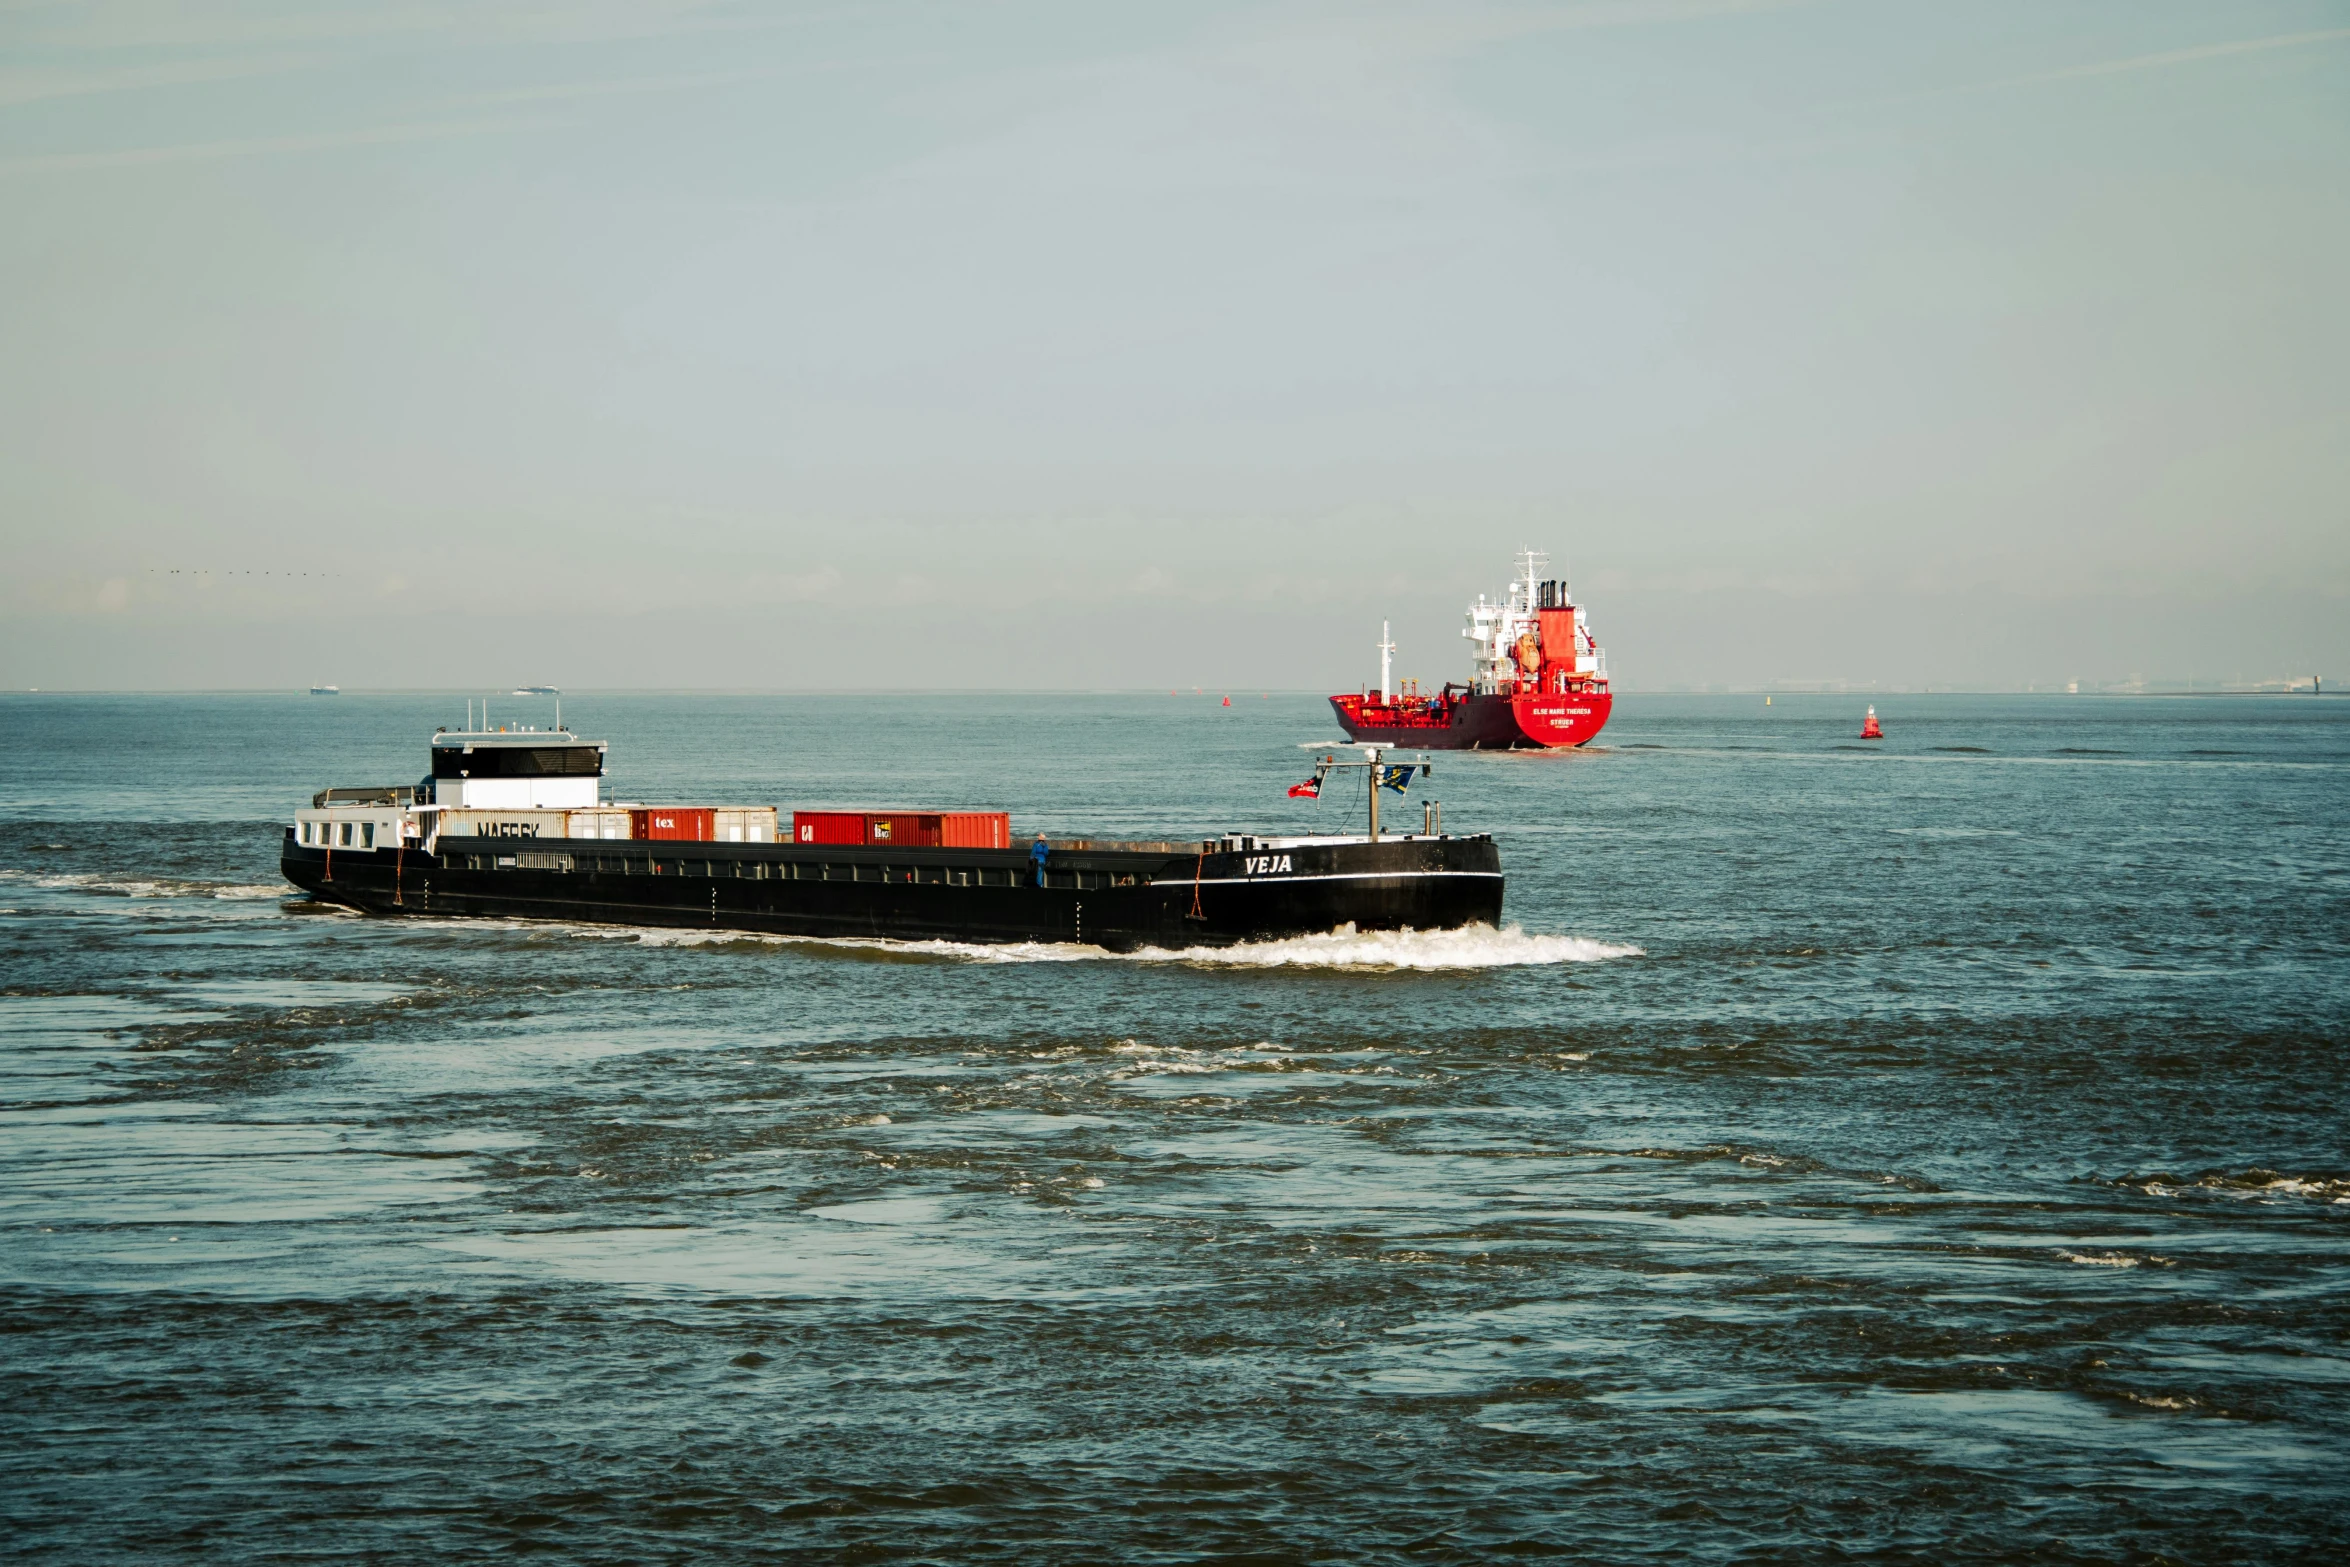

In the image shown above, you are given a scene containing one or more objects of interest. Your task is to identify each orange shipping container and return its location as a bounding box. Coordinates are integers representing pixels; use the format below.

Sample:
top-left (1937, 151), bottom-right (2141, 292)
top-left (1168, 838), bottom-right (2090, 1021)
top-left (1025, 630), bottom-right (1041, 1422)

top-left (938, 811), bottom-right (1010, 848)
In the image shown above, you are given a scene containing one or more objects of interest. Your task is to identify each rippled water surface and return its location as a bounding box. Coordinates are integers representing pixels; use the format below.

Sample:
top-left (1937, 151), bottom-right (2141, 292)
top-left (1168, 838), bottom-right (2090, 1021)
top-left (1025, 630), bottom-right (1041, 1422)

top-left (3, 691), bottom-right (2346, 1563)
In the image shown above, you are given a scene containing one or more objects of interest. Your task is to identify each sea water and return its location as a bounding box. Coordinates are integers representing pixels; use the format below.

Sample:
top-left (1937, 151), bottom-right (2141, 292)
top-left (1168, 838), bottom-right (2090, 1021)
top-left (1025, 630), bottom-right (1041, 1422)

top-left (2, 691), bottom-right (2345, 1562)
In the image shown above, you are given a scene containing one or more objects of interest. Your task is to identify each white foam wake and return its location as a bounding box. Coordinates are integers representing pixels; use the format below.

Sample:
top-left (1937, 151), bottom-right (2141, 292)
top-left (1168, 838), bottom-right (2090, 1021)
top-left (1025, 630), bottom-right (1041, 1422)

top-left (5, 868), bottom-right (287, 901)
top-left (624, 921), bottom-right (1638, 970)
top-left (1120, 922), bottom-right (1640, 970)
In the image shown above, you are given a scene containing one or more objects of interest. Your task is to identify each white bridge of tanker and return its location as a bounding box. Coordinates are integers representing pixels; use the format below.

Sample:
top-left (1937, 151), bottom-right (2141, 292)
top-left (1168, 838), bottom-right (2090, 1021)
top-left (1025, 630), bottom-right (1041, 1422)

top-left (1453, 548), bottom-right (1608, 695)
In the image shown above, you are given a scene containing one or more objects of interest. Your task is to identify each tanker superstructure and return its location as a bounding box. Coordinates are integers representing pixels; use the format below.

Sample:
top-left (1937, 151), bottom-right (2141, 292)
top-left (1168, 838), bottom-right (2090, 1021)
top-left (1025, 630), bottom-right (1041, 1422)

top-left (1329, 549), bottom-right (1613, 749)
top-left (280, 717), bottom-right (1503, 950)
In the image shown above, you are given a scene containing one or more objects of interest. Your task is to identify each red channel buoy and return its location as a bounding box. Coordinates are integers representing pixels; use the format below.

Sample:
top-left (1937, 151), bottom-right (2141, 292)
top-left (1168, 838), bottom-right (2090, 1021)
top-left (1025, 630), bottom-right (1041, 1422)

top-left (1860, 706), bottom-right (1883, 740)
top-left (1222, 694), bottom-right (1232, 707)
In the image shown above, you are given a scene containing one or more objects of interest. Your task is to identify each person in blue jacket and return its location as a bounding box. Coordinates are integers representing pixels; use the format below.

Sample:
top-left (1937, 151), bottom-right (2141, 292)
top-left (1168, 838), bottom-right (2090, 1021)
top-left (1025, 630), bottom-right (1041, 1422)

top-left (1030, 834), bottom-right (1050, 887)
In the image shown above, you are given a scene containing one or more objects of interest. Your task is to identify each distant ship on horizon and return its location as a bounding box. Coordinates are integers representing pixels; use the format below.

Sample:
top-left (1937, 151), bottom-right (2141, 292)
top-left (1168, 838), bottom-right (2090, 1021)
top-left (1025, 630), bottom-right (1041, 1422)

top-left (308, 684), bottom-right (339, 696)
top-left (513, 685), bottom-right (560, 697)
top-left (1330, 549), bottom-right (1612, 749)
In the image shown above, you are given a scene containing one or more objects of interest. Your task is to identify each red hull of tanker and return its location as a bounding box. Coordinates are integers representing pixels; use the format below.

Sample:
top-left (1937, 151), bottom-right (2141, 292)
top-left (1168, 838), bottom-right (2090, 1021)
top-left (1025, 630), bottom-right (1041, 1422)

top-left (1330, 688), bottom-right (1612, 749)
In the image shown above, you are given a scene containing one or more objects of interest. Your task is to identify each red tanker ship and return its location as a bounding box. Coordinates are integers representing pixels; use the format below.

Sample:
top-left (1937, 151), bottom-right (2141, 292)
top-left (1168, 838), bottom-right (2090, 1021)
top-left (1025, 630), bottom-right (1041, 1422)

top-left (1330, 549), bottom-right (1612, 749)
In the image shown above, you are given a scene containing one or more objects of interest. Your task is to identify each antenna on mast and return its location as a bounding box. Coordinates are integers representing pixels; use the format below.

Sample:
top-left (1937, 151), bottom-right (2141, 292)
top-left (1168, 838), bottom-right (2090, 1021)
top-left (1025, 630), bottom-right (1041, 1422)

top-left (1379, 621), bottom-right (1396, 704)
top-left (1513, 546), bottom-right (1549, 608)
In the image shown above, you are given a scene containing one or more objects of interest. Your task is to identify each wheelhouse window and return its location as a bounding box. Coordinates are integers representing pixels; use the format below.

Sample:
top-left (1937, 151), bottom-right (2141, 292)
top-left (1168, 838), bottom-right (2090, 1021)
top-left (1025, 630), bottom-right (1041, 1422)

top-left (430, 743), bottom-right (604, 779)
top-left (362, 823), bottom-right (376, 849)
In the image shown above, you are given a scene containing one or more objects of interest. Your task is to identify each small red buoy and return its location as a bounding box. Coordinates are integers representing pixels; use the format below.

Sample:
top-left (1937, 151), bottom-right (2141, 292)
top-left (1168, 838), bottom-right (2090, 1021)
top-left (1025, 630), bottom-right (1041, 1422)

top-left (1860, 705), bottom-right (1883, 740)
top-left (1222, 694), bottom-right (1232, 707)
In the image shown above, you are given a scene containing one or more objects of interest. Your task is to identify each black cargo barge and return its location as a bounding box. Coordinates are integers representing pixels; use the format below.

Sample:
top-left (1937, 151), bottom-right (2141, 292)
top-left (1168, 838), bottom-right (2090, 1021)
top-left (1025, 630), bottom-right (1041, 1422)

top-left (281, 830), bottom-right (1501, 950)
top-left (279, 719), bottom-right (1502, 950)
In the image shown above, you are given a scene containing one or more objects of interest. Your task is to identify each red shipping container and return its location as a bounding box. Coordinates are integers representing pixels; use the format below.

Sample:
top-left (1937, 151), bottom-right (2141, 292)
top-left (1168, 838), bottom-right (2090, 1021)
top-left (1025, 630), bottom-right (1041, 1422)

top-left (792, 811), bottom-right (868, 846)
top-left (633, 807), bottom-right (715, 841)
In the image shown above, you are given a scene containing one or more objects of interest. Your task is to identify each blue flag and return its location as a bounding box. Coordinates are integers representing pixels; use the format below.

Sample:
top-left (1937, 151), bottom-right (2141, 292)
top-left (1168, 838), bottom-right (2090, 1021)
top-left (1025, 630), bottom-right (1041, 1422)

top-left (1378, 764), bottom-right (1418, 793)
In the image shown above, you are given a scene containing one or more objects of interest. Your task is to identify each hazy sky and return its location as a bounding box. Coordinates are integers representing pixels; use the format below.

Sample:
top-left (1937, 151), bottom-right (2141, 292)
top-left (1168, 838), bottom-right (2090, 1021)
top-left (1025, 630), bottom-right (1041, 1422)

top-left (3, 1), bottom-right (2344, 690)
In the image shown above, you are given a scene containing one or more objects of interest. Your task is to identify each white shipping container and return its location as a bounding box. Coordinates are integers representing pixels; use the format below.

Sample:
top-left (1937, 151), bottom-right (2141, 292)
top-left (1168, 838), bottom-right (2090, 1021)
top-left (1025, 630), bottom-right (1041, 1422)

top-left (436, 809), bottom-right (572, 840)
top-left (714, 807), bottom-right (778, 843)
top-left (566, 808), bottom-right (634, 840)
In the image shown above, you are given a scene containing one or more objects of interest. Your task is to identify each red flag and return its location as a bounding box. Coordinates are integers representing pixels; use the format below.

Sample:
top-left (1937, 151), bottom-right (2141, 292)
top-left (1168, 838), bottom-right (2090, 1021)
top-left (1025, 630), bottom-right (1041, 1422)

top-left (1287, 778), bottom-right (1320, 799)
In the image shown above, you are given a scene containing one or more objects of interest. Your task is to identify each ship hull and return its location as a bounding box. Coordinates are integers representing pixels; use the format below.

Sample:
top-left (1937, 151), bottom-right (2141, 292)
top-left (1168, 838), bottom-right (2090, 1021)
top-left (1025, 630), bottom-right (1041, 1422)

top-left (1329, 689), bottom-right (1612, 749)
top-left (281, 832), bottom-right (1502, 951)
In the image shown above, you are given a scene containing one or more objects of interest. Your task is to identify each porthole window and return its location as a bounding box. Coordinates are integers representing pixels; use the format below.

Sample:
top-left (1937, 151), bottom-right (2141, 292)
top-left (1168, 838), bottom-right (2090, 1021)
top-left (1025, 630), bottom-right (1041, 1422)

top-left (362, 823), bottom-right (376, 849)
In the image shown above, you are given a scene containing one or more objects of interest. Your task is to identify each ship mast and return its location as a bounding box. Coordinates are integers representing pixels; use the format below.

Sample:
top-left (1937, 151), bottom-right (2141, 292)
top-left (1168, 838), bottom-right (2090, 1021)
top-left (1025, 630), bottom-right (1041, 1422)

top-left (1379, 621), bottom-right (1395, 704)
top-left (1303, 743), bottom-right (1430, 843)
top-left (1514, 548), bottom-right (1548, 612)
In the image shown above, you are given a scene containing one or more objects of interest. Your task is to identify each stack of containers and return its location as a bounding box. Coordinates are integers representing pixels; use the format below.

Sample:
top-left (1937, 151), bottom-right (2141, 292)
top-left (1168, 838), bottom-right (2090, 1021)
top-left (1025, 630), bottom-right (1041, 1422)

top-left (791, 811), bottom-right (1009, 848)
top-left (622, 807), bottom-right (777, 842)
